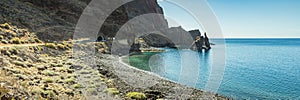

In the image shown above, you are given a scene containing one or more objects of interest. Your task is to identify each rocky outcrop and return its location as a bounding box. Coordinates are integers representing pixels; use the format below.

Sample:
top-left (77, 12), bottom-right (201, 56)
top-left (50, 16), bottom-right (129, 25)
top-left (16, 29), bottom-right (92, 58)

top-left (100, 0), bottom-right (168, 37)
top-left (191, 32), bottom-right (211, 51)
top-left (189, 29), bottom-right (202, 40)
top-left (141, 33), bottom-right (175, 48)
top-left (0, 0), bottom-right (169, 42)
top-left (204, 32), bottom-right (211, 50)
top-left (0, 0), bottom-right (210, 50)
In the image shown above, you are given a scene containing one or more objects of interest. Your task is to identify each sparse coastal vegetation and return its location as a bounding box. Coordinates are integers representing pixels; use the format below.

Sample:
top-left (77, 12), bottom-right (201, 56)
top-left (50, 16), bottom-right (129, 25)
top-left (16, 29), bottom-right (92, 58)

top-left (0, 23), bottom-right (229, 99)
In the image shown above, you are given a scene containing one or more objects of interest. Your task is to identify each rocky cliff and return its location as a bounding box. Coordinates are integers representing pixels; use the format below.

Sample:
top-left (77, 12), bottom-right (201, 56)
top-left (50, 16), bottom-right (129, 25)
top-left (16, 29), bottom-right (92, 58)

top-left (0, 0), bottom-right (209, 50)
top-left (0, 0), bottom-right (168, 41)
top-left (100, 0), bottom-right (168, 37)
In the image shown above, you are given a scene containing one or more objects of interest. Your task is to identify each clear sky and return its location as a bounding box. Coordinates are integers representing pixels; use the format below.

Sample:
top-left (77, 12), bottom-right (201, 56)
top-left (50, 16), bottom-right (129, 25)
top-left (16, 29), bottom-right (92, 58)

top-left (158, 0), bottom-right (300, 38)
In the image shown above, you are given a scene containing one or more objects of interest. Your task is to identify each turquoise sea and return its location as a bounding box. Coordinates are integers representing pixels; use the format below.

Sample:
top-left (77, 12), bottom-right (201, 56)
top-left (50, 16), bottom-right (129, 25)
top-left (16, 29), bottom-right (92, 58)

top-left (126, 38), bottom-right (300, 99)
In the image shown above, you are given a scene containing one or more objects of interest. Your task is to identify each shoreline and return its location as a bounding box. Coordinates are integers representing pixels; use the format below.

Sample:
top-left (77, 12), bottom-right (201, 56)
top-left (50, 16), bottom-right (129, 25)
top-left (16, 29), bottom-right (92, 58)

top-left (108, 54), bottom-right (230, 99)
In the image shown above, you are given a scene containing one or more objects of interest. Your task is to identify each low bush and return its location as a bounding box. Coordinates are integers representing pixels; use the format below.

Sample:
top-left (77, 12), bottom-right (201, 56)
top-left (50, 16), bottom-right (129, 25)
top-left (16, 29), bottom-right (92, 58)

top-left (44, 43), bottom-right (57, 49)
top-left (73, 84), bottom-right (82, 89)
top-left (12, 61), bottom-right (27, 67)
top-left (11, 37), bottom-right (22, 44)
top-left (57, 44), bottom-right (65, 49)
top-left (0, 23), bottom-right (11, 29)
top-left (126, 92), bottom-right (147, 100)
top-left (43, 77), bottom-right (54, 83)
top-left (1, 49), bottom-right (11, 55)
top-left (64, 78), bottom-right (76, 84)
top-left (42, 70), bottom-right (59, 76)
top-left (1, 40), bottom-right (8, 44)
top-left (105, 88), bottom-right (120, 95)
top-left (34, 38), bottom-right (42, 43)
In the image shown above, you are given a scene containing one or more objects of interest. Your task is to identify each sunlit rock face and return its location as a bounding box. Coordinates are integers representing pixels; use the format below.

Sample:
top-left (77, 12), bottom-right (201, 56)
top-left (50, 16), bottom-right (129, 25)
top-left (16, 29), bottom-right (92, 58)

top-left (100, 0), bottom-right (169, 37)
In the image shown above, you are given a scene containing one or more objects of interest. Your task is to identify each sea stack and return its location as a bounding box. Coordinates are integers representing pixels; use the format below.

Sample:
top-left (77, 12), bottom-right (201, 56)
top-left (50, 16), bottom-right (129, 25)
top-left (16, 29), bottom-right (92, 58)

top-left (204, 32), bottom-right (211, 51)
top-left (190, 31), bottom-right (211, 52)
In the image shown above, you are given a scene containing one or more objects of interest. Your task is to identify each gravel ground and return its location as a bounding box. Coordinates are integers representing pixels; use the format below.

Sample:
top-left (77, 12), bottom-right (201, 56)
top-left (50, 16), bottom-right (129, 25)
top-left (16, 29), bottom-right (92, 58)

top-left (89, 54), bottom-right (230, 100)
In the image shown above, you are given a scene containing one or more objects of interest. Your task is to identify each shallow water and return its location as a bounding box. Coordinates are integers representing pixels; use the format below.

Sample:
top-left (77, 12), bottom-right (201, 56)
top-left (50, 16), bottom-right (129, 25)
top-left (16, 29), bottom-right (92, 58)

top-left (127, 38), bottom-right (300, 99)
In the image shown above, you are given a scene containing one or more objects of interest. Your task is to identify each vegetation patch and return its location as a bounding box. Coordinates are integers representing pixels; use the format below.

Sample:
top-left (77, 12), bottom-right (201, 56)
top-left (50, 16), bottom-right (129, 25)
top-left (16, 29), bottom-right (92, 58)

top-left (126, 92), bottom-right (147, 100)
top-left (11, 37), bottom-right (22, 44)
top-left (57, 44), bottom-right (66, 49)
top-left (73, 84), bottom-right (82, 89)
top-left (34, 38), bottom-right (42, 43)
top-left (12, 61), bottom-right (28, 67)
top-left (0, 35), bottom-right (3, 40)
top-left (105, 88), bottom-right (120, 95)
top-left (44, 43), bottom-right (57, 49)
top-left (42, 70), bottom-right (59, 76)
top-left (43, 77), bottom-right (55, 83)
top-left (1, 40), bottom-right (8, 44)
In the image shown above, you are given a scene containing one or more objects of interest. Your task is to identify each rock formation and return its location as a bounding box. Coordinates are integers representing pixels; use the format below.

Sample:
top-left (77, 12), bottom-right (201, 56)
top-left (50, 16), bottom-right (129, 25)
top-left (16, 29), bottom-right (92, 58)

top-left (0, 0), bottom-right (211, 51)
top-left (100, 0), bottom-right (168, 37)
top-left (191, 32), bottom-right (211, 51)
top-left (189, 29), bottom-right (202, 40)
top-left (204, 32), bottom-right (211, 50)
top-left (140, 33), bottom-right (175, 48)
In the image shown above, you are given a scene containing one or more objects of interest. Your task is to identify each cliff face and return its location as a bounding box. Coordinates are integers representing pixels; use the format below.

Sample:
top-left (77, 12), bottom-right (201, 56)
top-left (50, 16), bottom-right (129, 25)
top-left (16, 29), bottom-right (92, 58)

top-left (0, 0), bottom-right (207, 49)
top-left (100, 0), bottom-right (168, 37)
top-left (0, 0), bottom-right (167, 41)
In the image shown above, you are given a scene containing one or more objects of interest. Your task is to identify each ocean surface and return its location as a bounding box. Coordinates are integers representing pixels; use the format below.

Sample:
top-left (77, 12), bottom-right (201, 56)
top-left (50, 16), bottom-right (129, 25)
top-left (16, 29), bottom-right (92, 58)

top-left (126, 38), bottom-right (300, 99)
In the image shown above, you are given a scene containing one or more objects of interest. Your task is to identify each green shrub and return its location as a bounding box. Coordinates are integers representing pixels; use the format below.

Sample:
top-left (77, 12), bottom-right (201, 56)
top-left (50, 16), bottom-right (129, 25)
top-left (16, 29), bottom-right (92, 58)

top-left (42, 70), bottom-right (59, 76)
top-left (57, 44), bottom-right (65, 49)
top-left (64, 78), bottom-right (76, 84)
top-left (73, 84), bottom-right (82, 89)
top-left (34, 38), bottom-right (42, 43)
top-left (11, 37), bottom-right (22, 44)
top-left (0, 23), bottom-right (11, 29)
top-left (1, 49), bottom-right (10, 55)
top-left (1, 40), bottom-right (8, 44)
top-left (45, 43), bottom-right (57, 49)
top-left (31, 87), bottom-right (43, 94)
top-left (15, 74), bottom-right (28, 80)
top-left (43, 77), bottom-right (54, 83)
top-left (41, 90), bottom-right (56, 97)
top-left (126, 92), bottom-right (147, 100)
top-left (12, 61), bottom-right (27, 67)
top-left (105, 88), bottom-right (120, 95)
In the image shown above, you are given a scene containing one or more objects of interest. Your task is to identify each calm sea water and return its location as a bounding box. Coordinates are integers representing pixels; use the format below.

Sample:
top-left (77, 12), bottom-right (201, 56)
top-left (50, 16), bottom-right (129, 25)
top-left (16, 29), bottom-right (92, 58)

top-left (126, 38), bottom-right (300, 99)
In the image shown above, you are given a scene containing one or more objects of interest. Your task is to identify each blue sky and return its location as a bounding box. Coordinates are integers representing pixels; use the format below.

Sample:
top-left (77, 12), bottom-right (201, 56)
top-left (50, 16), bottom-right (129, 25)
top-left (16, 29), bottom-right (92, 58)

top-left (158, 0), bottom-right (300, 38)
